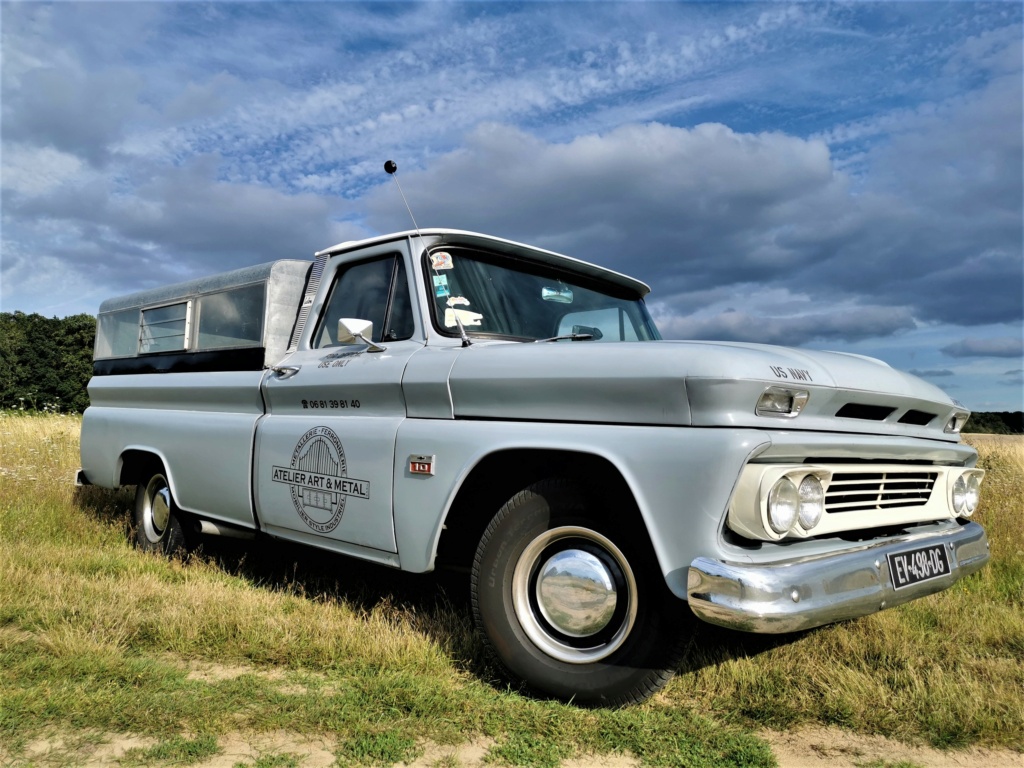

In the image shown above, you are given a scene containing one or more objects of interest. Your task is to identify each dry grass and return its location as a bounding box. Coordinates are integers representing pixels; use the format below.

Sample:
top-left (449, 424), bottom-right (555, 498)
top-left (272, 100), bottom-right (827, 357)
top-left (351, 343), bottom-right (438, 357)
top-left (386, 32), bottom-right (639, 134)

top-left (965, 433), bottom-right (1024, 472)
top-left (1, 412), bottom-right (1021, 766)
top-left (0, 412), bottom-right (771, 767)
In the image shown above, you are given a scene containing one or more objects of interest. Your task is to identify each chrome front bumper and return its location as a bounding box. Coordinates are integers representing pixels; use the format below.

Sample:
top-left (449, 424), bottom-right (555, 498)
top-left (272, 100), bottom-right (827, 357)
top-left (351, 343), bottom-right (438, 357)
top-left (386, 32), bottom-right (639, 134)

top-left (686, 522), bottom-right (989, 634)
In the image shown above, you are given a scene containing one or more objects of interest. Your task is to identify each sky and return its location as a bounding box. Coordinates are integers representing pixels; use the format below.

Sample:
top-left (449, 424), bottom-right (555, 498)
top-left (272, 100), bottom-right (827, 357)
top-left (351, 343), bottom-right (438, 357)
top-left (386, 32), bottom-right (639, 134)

top-left (1, 1), bottom-right (1021, 411)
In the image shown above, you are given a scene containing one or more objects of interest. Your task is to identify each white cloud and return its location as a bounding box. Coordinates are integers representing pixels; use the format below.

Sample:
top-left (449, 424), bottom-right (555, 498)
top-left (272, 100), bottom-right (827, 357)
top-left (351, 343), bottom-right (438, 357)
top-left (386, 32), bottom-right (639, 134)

top-left (0, 249), bottom-right (110, 317)
top-left (0, 144), bottom-right (90, 197)
top-left (653, 305), bottom-right (915, 345)
top-left (2, 62), bottom-right (147, 166)
top-left (648, 286), bottom-right (917, 346)
top-left (941, 337), bottom-right (1024, 359)
top-left (364, 121), bottom-right (843, 285)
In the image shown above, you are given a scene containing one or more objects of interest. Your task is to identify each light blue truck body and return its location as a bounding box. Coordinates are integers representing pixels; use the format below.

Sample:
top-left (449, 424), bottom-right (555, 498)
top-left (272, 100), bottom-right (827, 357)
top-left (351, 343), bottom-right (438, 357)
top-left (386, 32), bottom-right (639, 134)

top-left (80, 230), bottom-right (988, 700)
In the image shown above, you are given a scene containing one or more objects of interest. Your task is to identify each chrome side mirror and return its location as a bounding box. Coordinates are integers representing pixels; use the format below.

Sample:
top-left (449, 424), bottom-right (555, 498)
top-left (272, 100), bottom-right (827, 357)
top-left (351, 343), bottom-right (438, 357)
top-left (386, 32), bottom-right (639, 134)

top-left (337, 318), bottom-right (386, 353)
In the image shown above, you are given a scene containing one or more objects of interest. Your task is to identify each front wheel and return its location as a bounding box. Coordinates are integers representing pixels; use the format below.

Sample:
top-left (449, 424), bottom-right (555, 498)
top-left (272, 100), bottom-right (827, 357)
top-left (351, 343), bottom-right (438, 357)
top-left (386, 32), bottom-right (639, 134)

top-left (471, 479), bottom-right (685, 706)
top-left (134, 470), bottom-right (187, 556)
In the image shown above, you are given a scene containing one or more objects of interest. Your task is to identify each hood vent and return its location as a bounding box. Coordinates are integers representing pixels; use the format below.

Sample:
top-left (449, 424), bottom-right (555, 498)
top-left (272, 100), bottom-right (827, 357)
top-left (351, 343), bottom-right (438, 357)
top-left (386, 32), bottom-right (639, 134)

top-left (898, 410), bottom-right (938, 426)
top-left (836, 403), bottom-right (897, 421)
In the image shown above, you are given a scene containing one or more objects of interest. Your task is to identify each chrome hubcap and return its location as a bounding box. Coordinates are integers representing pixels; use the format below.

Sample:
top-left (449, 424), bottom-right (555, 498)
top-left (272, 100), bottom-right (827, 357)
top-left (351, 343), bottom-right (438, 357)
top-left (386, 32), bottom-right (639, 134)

top-left (536, 549), bottom-right (617, 637)
top-left (512, 526), bottom-right (637, 664)
top-left (144, 476), bottom-right (171, 541)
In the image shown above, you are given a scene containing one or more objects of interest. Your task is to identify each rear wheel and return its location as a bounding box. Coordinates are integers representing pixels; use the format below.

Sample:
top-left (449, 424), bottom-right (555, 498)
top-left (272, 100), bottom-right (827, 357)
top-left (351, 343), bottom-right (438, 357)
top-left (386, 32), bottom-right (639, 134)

top-left (134, 470), bottom-right (187, 556)
top-left (471, 479), bottom-right (685, 706)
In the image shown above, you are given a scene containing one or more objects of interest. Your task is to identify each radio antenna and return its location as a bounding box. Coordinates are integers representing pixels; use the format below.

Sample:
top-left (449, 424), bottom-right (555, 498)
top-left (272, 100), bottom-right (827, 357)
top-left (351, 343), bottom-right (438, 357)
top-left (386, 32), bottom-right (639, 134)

top-left (384, 160), bottom-right (471, 347)
top-left (384, 159), bottom-right (420, 232)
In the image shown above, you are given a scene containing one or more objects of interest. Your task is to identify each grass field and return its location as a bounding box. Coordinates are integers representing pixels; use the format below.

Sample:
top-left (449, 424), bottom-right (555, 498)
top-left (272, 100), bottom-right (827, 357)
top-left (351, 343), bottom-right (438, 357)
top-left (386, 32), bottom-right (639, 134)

top-left (0, 413), bottom-right (1021, 767)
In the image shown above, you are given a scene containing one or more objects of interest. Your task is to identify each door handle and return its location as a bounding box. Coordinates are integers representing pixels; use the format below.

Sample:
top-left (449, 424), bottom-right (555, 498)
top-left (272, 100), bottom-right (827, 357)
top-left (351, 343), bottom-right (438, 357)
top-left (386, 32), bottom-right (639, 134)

top-left (270, 365), bottom-right (301, 380)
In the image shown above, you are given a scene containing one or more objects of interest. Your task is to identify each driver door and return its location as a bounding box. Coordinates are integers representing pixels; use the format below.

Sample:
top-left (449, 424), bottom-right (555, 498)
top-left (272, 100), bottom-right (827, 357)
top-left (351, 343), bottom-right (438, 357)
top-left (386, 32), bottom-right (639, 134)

top-left (254, 247), bottom-right (419, 555)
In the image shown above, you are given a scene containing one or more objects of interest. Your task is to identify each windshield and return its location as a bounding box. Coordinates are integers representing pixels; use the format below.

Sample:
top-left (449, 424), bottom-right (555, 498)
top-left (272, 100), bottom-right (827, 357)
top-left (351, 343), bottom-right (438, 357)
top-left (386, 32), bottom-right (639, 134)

top-left (424, 247), bottom-right (661, 342)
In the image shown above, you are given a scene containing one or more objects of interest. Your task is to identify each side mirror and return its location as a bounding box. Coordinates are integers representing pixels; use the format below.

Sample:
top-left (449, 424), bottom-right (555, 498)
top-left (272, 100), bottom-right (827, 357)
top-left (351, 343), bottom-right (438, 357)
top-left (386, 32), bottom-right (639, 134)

top-left (337, 318), bottom-right (386, 353)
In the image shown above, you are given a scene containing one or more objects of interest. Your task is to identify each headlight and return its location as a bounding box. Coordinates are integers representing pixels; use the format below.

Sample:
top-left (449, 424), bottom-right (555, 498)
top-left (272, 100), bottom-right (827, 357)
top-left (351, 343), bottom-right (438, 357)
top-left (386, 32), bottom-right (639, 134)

top-left (949, 471), bottom-right (983, 518)
top-left (767, 477), bottom-right (799, 534)
top-left (797, 475), bottom-right (824, 530)
top-left (952, 475), bottom-right (967, 515)
top-left (964, 474), bottom-right (981, 516)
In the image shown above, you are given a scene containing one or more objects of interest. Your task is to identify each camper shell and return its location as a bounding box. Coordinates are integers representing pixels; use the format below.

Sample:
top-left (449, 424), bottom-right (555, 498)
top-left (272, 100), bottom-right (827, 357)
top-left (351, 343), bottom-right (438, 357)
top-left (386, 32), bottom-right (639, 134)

top-left (92, 260), bottom-right (311, 376)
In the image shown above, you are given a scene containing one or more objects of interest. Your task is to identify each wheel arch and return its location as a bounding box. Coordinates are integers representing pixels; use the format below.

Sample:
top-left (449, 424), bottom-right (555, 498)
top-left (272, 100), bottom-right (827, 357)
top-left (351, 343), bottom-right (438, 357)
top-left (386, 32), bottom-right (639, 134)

top-left (118, 447), bottom-right (175, 492)
top-left (433, 447), bottom-right (650, 571)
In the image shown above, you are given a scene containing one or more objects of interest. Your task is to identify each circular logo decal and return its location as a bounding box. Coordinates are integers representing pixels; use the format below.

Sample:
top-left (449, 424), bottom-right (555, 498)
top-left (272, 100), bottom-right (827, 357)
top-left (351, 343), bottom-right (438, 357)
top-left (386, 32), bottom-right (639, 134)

top-left (270, 426), bottom-right (372, 535)
top-left (291, 426), bottom-right (348, 533)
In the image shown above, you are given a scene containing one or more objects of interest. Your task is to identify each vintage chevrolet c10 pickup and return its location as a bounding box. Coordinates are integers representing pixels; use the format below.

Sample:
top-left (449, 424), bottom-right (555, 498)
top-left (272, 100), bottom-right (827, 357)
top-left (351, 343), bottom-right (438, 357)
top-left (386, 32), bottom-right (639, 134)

top-left (78, 228), bottom-right (988, 705)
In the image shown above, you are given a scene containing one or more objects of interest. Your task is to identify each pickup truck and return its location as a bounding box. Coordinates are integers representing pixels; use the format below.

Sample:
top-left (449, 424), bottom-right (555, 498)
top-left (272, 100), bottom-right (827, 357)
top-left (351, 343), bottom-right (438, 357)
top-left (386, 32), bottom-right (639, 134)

top-left (79, 228), bottom-right (989, 706)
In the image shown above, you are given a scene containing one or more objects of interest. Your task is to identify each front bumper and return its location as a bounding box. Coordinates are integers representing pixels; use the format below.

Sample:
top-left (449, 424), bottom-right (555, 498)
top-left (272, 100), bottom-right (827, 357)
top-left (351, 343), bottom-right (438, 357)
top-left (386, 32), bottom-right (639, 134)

top-left (686, 521), bottom-right (989, 633)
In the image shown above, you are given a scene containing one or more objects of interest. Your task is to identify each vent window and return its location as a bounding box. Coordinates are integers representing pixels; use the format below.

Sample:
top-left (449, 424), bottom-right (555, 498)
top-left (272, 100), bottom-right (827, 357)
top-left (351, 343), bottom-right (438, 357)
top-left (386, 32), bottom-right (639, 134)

top-left (140, 302), bottom-right (190, 354)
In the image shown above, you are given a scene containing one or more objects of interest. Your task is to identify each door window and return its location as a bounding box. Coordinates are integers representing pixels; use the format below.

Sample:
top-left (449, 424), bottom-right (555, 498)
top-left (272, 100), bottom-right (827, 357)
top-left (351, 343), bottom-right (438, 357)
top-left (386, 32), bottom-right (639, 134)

top-left (314, 255), bottom-right (414, 348)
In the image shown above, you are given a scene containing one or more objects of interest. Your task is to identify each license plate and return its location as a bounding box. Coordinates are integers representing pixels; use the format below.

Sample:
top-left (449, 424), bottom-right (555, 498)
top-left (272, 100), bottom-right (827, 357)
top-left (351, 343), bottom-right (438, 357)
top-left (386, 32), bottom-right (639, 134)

top-left (887, 544), bottom-right (951, 590)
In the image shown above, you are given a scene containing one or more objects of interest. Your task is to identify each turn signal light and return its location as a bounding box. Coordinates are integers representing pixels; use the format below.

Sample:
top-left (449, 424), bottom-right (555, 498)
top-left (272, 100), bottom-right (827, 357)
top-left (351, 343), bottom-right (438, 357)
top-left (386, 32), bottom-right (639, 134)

top-left (756, 387), bottom-right (810, 418)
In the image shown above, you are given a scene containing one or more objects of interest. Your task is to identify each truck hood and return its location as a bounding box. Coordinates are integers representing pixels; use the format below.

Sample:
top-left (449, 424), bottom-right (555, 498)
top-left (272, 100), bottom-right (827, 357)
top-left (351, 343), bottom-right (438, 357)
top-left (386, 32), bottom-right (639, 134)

top-left (445, 340), bottom-right (964, 441)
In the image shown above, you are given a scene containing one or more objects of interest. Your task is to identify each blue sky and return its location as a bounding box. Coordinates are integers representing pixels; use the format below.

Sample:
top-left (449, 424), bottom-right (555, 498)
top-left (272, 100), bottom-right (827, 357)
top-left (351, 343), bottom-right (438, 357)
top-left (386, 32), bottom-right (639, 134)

top-left (1, 2), bottom-right (1021, 411)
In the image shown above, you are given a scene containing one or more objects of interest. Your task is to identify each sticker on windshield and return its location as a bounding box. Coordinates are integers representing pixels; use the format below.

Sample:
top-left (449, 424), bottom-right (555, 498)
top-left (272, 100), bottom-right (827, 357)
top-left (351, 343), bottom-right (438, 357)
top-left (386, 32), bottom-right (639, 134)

top-left (447, 296), bottom-right (470, 307)
top-left (430, 252), bottom-right (454, 270)
top-left (445, 308), bottom-right (483, 327)
top-left (433, 275), bottom-right (450, 298)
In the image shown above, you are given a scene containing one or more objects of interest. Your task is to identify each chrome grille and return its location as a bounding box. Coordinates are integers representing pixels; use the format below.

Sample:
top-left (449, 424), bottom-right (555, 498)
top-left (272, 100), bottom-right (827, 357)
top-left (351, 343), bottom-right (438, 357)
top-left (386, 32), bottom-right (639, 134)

top-left (825, 470), bottom-right (937, 513)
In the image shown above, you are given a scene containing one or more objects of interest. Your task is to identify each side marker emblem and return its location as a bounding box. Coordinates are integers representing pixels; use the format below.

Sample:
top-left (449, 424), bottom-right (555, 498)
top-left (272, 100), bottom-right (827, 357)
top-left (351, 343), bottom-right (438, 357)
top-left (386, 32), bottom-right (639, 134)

top-left (409, 455), bottom-right (436, 476)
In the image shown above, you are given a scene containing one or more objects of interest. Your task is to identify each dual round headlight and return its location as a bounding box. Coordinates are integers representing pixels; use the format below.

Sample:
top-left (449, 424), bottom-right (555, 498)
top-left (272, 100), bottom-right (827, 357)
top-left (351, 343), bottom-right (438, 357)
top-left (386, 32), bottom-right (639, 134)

top-left (767, 475), bottom-right (824, 535)
top-left (952, 474), bottom-right (981, 517)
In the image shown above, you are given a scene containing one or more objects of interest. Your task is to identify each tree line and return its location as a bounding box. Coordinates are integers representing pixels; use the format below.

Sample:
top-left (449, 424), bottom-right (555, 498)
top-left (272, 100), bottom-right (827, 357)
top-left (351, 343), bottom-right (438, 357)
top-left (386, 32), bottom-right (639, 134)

top-left (0, 310), bottom-right (1020, 431)
top-left (962, 411), bottom-right (1024, 435)
top-left (1, 312), bottom-right (95, 413)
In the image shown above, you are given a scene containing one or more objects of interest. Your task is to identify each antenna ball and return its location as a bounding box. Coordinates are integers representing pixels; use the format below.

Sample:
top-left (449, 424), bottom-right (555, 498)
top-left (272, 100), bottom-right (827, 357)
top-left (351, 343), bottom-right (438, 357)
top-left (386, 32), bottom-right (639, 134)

top-left (384, 160), bottom-right (398, 174)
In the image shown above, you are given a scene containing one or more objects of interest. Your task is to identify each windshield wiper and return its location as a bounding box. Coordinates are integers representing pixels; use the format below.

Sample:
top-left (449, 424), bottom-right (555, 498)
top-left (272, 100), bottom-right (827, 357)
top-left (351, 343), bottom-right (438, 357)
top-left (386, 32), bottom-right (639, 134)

top-left (534, 333), bottom-right (594, 343)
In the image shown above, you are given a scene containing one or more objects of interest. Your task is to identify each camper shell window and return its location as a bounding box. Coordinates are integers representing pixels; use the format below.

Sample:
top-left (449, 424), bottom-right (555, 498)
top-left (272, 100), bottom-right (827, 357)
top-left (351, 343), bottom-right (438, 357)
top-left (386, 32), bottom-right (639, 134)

top-left (140, 302), bottom-right (190, 354)
top-left (195, 283), bottom-right (265, 351)
top-left (94, 308), bottom-right (140, 359)
top-left (92, 259), bottom-right (311, 375)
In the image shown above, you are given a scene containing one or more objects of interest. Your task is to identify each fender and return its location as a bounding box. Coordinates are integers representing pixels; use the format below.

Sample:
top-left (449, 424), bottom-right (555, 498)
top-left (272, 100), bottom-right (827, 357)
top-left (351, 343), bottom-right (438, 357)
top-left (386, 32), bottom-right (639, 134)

top-left (392, 418), bottom-right (771, 597)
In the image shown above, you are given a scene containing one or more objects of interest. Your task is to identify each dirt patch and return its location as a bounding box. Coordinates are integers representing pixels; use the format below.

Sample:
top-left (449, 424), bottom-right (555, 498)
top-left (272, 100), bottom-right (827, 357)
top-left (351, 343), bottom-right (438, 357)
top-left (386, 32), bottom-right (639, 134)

top-left (6, 728), bottom-right (1022, 767)
top-left (15, 733), bottom-right (158, 766)
top-left (193, 730), bottom-right (337, 767)
top-left (410, 743), bottom-right (640, 768)
top-left (182, 659), bottom-right (287, 684)
top-left (561, 753), bottom-right (640, 768)
top-left (6, 733), bottom-right (639, 767)
top-left (407, 738), bottom-right (497, 767)
top-left (764, 726), bottom-right (1024, 768)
